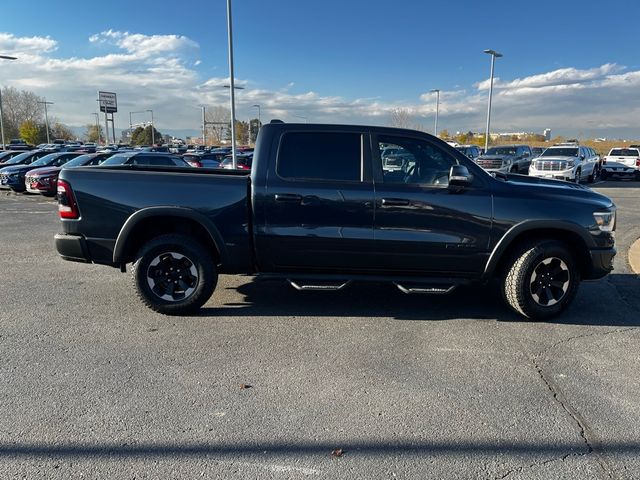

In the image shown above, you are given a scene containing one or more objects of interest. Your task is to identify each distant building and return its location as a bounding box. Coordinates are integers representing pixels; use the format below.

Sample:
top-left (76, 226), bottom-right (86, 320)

top-left (544, 128), bottom-right (551, 141)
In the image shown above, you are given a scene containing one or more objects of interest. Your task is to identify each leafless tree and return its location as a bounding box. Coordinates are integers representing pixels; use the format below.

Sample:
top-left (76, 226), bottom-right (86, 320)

top-left (205, 106), bottom-right (230, 144)
top-left (390, 108), bottom-right (412, 129)
top-left (1, 87), bottom-right (44, 140)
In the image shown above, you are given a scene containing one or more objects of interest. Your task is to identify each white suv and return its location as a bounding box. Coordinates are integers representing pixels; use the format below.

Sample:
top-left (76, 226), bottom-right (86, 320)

top-left (528, 144), bottom-right (599, 183)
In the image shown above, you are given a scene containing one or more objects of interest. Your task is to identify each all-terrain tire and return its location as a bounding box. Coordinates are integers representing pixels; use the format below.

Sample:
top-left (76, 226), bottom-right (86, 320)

top-left (502, 240), bottom-right (580, 320)
top-left (131, 234), bottom-right (217, 315)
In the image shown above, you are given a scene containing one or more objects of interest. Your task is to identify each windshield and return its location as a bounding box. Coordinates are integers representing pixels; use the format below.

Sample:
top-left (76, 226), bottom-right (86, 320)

top-left (609, 148), bottom-right (639, 157)
top-left (63, 155), bottom-right (96, 168)
top-left (486, 147), bottom-right (517, 156)
top-left (2, 151), bottom-right (34, 165)
top-left (100, 154), bottom-right (132, 165)
top-left (29, 154), bottom-right (61, 167)
top-left (540, 148), bottom-right (578, 157)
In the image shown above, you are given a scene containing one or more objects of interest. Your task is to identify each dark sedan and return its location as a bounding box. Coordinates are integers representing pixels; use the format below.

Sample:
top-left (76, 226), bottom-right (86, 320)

top-left (25, 152), bottom-right (113, 196)
top-left (0, 152), bottom-right (81, 192)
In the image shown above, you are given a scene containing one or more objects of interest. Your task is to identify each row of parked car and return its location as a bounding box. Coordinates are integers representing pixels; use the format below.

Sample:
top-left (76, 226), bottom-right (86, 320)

top-left (454, 142), bottom-right (640, 182)
top-left (0, 147), bottom-right (255, 196)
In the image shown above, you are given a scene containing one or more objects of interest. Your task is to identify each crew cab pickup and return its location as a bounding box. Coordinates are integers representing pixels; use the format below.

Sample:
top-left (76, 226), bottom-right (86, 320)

top-left (55, 122), bottom-right (617, 320)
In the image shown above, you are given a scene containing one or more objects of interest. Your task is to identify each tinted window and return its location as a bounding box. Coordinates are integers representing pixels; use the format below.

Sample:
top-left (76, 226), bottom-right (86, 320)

top-left (486, 147), bottom-right (517, 156)
top-left (541, 148), bottom-right (578, 157)
top-left (378, 135), bottom-right (456, 186)
top-left (277, 132), bottom-right (362, 182)
top-left (610, 149), bottom-right (639, 156)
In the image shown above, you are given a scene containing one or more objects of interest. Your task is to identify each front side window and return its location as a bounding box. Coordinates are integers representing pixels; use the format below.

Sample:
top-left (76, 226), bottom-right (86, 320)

top-left (277, 132), bottom-right (362, 182)
top-left (378, 135), bottom-right (456, 187)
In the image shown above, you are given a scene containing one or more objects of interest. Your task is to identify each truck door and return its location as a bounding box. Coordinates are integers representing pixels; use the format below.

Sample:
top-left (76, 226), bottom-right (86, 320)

top-left (371, 133), bottom-right (493, 275)
top-left (258, 130), bottom-right (375, 272)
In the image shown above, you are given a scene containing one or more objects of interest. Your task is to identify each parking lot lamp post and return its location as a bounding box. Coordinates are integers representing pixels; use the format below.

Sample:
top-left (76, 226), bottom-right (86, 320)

top-left (0, 55), bottom-right (17, 150)
top-left (430, 89), bottom-right (440, 137)
top-left (38, 100), bottom-right (54, 144)
top-left (201, 106), bottom-right (206, 146)
top-left (226, 0), bottom-right (238, 168)
top-left (483, 49), bottom-right (502, 152)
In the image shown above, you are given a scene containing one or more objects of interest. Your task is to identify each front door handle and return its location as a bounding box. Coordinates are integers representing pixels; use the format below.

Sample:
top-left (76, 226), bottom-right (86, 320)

top-left (381, 198), bottom-right (411, 207)
top-left (275, 193), bottom-right (303, 203)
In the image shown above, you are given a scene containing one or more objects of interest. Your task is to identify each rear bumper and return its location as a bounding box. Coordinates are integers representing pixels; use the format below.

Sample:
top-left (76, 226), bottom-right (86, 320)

top-left (585, 247), bottom-right (616, 280)
top-left (55, 233), bottom-right (91, 263)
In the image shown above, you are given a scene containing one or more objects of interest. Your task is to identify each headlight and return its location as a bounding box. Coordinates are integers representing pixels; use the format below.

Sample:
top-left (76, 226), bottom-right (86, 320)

top-left (593, 211), bottom-right (615, 232)
top-left (503, 159), bottom-right (513, 166)
top-left (565, 160), bottom-right (575, 168)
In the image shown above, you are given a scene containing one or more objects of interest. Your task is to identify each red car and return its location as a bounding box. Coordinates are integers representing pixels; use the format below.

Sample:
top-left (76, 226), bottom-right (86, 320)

top-left (25, 153), bottom-right (112, 196)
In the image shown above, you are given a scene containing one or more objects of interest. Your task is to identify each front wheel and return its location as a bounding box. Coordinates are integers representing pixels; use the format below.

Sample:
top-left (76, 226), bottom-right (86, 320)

top-left (132, 234), bottom-right (217, 315)
top-left (502, 240), bottom-right (580, 320)
top-left (573, 168), bottom-right (581, 183)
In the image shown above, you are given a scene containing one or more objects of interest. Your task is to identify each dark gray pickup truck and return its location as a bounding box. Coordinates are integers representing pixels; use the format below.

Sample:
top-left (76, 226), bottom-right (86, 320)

top-left (55, 122), bottom-right (616, 319)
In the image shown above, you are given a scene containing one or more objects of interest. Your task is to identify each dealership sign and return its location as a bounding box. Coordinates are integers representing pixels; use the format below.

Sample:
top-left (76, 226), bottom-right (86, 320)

top-left (98, 91), bottom-right (117, 113)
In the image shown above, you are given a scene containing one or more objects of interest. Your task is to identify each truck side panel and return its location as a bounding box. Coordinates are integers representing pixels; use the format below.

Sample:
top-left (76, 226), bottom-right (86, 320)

top-left (59, 167), bottom-right (253, 272)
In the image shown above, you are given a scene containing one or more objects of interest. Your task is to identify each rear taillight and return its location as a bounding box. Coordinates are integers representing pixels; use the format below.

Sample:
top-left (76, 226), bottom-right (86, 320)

top-left (636, 158), bottom-right (640, 167)
top-left (186, 160), bottom-right (202, 168)
top-left (57, 179), bottom-right (79, 219)
top-left (603, 157), bottom-right (607, 164)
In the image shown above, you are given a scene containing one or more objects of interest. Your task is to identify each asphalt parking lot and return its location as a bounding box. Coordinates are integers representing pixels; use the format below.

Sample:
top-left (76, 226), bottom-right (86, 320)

top-left (1, 181), bottom-right (639, 479)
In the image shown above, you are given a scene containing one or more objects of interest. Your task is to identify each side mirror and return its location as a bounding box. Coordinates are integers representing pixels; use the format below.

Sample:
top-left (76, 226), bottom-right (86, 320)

top-left (580, 154), bottom-right (585, 160)
top-left (449, 165), bottom-right (473, 188)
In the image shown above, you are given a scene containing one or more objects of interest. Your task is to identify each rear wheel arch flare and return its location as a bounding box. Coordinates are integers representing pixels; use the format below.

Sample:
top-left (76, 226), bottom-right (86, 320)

top-left (113, 208), bottom-right (226, 266)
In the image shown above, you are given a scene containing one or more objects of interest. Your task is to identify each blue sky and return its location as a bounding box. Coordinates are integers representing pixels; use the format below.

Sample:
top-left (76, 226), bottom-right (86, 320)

top-left (1, 0), bottom-right (639, 138)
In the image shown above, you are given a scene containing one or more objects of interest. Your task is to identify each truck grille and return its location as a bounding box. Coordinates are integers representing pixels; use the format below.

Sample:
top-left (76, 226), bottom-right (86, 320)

top-left (534, 160), bottom-right (567, 171)
top-left (476, 159), bottom-right (503, 169)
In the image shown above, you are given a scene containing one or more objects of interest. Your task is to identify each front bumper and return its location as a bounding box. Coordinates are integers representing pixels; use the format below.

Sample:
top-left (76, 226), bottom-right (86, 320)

top-left (585, 247), bottom-right (616, 280)
top-left (529, 167), bottom-right (575, 181)
top-left (55, 233), bottom-right (91, 263)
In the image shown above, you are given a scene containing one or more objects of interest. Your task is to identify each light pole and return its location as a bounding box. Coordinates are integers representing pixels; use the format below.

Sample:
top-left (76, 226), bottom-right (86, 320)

top-left (430, 89), bottom-right (440, 137)
top-left (0, 55), bottom-right (17, 150)
top-left (226, 0), bottom-right (238, 168)
top-left (201, 106), bottom-right (206, 146)
top-left (252, 104), bottom-right (261, 143)
top-left (223, 84), bottom-right (245, 161)
top-left (38, 100), bottom-right (54, 144)
top-left (293, 114), bottom-right (308, 123)
top-left (483, 49), bottom-right (502, 152)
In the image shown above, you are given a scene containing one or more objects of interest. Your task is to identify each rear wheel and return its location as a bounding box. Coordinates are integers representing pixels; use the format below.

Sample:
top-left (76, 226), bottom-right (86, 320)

top-left (600, 169), bottom-right (609, 180)
top-left (502, 240), bottom-right (580, 320)
top-left (132, 234), bottom-right (217, 315)
top-left (635, 171), bottom-right (640, 182)
top-left (587, 167), bottom-right (596, 183)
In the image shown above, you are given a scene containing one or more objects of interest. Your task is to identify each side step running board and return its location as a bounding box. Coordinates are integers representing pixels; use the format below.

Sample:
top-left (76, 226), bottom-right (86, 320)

top-left (288, 279), bottom-right (351, 291)
top-left (393, 282), bottom-right (457, 295)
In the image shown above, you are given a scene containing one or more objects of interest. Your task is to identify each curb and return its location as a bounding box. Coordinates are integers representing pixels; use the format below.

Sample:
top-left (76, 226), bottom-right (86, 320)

top-left (629, 238), bottom-right (640, 274)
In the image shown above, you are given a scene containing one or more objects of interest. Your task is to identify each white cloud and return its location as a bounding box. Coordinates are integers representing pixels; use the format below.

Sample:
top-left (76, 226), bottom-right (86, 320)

top-left (0, 32), bottom-right (57, 55)
top-left (1, 31), bottom-right (639, 138)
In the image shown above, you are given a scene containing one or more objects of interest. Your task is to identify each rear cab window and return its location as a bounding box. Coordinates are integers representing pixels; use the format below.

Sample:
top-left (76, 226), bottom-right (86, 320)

top-left (276, 132), bottom-right (363, 182)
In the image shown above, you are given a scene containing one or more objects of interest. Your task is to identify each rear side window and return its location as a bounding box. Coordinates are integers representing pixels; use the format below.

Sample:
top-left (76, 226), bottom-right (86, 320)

top-left (277, 132), bottom-right (362, 182)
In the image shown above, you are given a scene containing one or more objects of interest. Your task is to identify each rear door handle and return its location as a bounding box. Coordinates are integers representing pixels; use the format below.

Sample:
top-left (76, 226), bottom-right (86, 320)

top-left (381, 198), bottom-right (411, 207)
top-left (275, 193), bottom-right (303, 203)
